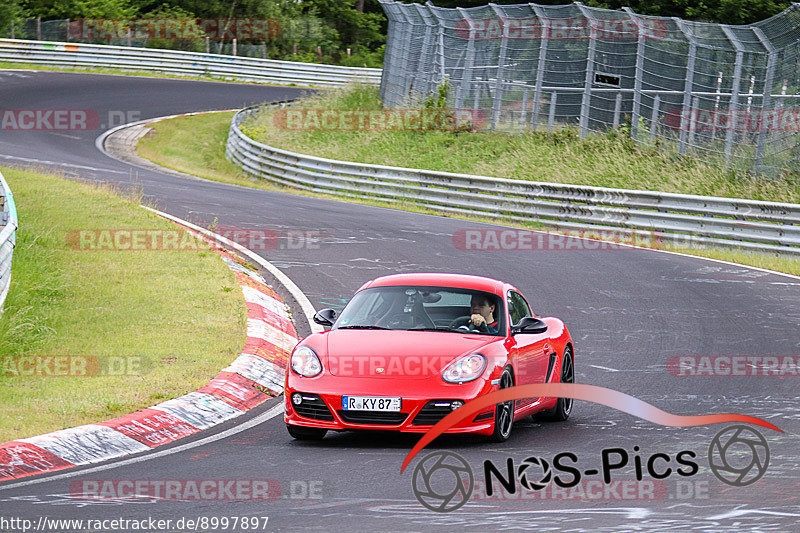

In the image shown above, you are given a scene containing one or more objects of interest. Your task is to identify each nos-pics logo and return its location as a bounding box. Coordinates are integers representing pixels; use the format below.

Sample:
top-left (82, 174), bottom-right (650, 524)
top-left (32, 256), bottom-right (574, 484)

top-left (411, 425), bottom-right (770, 513)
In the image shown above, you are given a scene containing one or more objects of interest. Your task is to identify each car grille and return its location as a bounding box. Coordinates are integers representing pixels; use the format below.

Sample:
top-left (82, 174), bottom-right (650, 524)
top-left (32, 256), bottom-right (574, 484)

top-left (411, 400), bottom-right (459, 425)
top-left (472, 409), bottom-right (495, 422)
top-left (292, 394), bottom-right (334, 421)
top-left (337, 410), bottom-right (409, 425)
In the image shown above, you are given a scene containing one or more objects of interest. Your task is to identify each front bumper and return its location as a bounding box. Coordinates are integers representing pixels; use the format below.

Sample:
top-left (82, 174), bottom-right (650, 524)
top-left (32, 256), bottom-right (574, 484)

top-left (284, 377), bottom-right (498, 435)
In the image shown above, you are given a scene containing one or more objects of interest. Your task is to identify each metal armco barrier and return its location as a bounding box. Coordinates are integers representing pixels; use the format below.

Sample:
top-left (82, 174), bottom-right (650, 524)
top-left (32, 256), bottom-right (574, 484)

top-left (0, 169), bottom-right (18, 312)
top-left (0, 39), bottom-right (381, 87)
top-left (226, 106), bottom-right (800, 256)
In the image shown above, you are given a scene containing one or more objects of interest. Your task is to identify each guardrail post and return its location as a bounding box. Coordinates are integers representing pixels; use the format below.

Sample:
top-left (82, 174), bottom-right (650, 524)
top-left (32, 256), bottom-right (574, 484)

top-left (576, 3), bottom-right (597, 139)
top-left (674, 19), bottom-right (697, 155)
top-left (490, 4), bottom-right (509, 131)
top-left (623, 7), bottom-right (645, 140)
top-left (530, 4), bottom-right (550, 130)
top-left (753, 27), bottom-right (776, 172)
top-left (721, 25), bottom-right (745, 166)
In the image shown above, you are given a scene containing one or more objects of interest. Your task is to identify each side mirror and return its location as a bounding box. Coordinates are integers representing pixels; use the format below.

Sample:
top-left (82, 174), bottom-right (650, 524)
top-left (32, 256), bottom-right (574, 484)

top-left (511, 316), bottom-right (548, 335)
top-left (313, 308), bottom-right (337, 327)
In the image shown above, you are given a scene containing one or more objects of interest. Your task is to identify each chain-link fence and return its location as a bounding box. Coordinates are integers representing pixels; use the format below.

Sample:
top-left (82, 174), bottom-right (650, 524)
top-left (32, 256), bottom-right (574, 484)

top-left (378, 0), bottom-right (800, 174)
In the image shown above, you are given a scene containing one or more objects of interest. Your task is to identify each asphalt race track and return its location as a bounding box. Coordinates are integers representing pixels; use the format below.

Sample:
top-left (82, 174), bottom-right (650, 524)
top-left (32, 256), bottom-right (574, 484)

top-left (1, 71), bottom-right (799, 532)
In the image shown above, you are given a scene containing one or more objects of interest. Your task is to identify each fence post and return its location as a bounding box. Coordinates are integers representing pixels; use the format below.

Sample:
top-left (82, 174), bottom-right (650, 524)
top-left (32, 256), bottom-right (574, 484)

top-left (530, 4), bottom-right (550, 130)
top-left (415, 4), bottom-right (437, 98)
top-left (721, 25), bottom-right (745, 166)
top-left (623, 7), bottom-right (645, 140)
top-left (753, 27), bottom-right (776, 172)
top-left (649, 95), bottom-right (660, 143)
top-left (674, 18), bottom-right (697, 155)
top-left (613, 92), bottom-right (623, 128)
top-left (548, 91), bottom-right (558, 133)
top-left (490, 4), bottom-right (509, 131)
top-left (37, 17), bottom-right (42, 40)
top-left (520, 88), bottom-right (529, 132)
top-left (455, 7), bottom-right (476, 110)
top-left (689, 95), bottom-right (699, 148)
top-left (576, 3), bottom-right (597, 139)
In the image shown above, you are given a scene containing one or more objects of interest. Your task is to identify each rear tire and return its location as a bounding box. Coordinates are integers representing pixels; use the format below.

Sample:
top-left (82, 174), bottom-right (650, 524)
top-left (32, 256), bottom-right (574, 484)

top-left (490, 368), bottom-right (515, 442)
top-left (537, 345), bottom-right (574, 422)
top-left (287, 424), bottom-right (327, 441)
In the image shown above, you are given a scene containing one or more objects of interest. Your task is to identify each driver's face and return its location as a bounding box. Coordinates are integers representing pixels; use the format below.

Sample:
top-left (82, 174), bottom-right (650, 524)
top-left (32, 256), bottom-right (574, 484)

top-left (471, 297), bottom-right (494, 319)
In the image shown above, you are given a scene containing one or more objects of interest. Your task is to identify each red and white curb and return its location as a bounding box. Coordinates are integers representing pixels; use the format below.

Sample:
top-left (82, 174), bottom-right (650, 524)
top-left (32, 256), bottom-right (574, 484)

top-left (0, 221), bottom-right (298, 482)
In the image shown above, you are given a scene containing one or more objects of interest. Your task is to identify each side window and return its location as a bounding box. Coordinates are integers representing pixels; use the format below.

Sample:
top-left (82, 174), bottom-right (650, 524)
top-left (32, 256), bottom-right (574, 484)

top-left (507, 291), bottom-right (532, 326)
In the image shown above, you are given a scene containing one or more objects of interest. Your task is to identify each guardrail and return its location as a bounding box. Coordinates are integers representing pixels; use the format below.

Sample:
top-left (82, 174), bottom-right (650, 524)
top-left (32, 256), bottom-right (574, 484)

top-left (0, 39), bottom-right (381, 87)
top-left (226, 105), bottom-right (800, 256)
top-left (0, 169), bottom-right (18, 312)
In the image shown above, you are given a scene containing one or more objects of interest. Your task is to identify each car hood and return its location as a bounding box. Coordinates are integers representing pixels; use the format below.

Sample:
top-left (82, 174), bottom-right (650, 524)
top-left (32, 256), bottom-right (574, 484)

top-left (323, 329), bottom-right (497, 379)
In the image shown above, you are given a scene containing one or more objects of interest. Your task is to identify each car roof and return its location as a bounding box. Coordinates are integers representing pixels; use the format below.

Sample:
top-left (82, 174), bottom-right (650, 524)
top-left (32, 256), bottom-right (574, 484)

top-left (358, 273), bottom-right (511, 296)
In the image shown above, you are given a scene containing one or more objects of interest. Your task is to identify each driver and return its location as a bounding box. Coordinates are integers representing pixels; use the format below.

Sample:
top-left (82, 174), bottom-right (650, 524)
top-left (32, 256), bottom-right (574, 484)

top-left (469, 294), bottom-right (499, 333)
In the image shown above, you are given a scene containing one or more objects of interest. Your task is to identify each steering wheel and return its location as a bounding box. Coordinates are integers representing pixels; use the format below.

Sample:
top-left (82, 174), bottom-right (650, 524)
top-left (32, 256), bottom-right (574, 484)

top-left (448, 316), bottom-right (480, 331)
top-left (377, 311), bottom-right (435, 330)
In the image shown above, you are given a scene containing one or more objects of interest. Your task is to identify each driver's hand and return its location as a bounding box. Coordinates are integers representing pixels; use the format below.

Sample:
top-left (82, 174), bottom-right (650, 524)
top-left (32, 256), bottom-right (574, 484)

top-left (470, 313), bottom-right (486, 327)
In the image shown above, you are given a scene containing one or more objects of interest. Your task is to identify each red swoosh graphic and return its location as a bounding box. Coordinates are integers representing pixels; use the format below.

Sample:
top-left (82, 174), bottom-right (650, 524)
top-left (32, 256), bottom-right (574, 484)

top-left (401, 383), bottom-right (782, 473)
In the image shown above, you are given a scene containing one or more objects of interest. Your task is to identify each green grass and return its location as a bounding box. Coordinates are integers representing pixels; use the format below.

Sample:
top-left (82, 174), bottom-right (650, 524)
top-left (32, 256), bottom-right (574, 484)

top-left (0, 167), bottom-right (247, 442)
top-left (134, 88), bottom-right (800, 277)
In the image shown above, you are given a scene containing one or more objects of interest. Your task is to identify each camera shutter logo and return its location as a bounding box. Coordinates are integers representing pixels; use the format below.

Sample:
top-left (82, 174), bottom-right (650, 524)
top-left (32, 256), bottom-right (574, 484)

top-left (411, 451), bottom-right (473, 512)
top-left (517, 456), bottom-right (552, 491)
top-left (708, 425), bottom-right (770, 487)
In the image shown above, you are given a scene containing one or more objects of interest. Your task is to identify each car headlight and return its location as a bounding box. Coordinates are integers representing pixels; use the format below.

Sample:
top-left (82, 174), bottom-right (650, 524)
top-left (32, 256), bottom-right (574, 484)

top-left (442, 353), bottom-right (487, 383)
top-left (291, 346), bottom-right (322, 377)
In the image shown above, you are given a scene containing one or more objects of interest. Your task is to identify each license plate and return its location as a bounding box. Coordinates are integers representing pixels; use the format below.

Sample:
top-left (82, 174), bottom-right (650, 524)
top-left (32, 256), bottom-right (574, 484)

top-left (342, 396), bottom-right (401, 411)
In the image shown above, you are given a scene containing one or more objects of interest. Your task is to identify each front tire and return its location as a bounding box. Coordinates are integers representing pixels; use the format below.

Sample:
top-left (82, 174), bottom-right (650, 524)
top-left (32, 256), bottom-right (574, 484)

top-left (537, 345), bottom-right (574, 422)
top-left (490, 367), bottom-right (515, 442)
top-left (287, 424), bottom-right (327, 441)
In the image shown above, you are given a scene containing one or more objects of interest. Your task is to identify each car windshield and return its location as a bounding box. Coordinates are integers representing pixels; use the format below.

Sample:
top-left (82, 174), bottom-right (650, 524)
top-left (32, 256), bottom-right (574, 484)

top-left (333, 285), bottom-right (505, 336)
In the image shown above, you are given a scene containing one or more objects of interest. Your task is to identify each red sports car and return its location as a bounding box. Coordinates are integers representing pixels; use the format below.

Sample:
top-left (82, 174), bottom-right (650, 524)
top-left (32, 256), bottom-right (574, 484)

top-left (284, 273), bottom-right (574, 442)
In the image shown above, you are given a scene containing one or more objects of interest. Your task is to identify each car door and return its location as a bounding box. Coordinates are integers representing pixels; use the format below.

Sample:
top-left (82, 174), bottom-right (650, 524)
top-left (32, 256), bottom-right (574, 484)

top-left (506, 291), bottom-right (551, 409)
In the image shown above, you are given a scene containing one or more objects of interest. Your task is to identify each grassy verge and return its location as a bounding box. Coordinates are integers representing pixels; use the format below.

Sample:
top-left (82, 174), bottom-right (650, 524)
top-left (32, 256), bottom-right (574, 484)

top-left (134, 89), bottom-right (800, 277)
top-left (0, 167), bottom-right (247, 442)
top-left (244, 84), bottom-right (800, 203)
